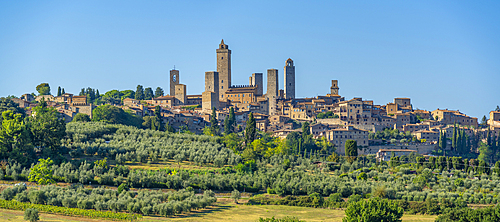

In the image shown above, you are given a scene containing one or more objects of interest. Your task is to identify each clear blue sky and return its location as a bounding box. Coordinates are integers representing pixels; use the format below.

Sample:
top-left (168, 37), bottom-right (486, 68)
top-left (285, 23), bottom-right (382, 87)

top-left (1, 1), bottom-right (499, 119)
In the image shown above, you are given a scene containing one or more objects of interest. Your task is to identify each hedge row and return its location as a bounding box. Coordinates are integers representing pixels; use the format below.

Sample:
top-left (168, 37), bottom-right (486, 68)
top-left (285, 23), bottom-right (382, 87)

top-left (0, 199), bottom-right (141, 221)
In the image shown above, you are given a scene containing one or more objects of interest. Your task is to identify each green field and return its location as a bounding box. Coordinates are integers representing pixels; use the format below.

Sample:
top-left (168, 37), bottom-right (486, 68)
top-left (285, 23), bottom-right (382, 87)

top-left (0, 201), bottom-right (438, 222)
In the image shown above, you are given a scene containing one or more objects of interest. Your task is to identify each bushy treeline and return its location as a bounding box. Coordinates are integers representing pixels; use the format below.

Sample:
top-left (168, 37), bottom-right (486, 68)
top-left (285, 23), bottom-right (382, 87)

top-left (0, 198), bottom-right (140, 221)
top-left (436, 203), bottom-right (500, 221)
top-left (0, 185), bottom-right (216, 217)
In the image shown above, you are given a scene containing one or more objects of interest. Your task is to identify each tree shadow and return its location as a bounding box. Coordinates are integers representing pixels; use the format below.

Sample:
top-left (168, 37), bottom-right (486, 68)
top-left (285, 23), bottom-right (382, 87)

top-left (170, 205), bottom-right (233, 219)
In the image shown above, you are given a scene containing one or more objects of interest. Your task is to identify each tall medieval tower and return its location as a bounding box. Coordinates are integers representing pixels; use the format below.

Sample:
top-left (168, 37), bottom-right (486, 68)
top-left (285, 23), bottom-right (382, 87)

top-left (284, 58), bottom-right (295, 99)
top-left (267, 69), bottom-right (278, 115)
top-left (331, 80), bottom-right (339, 95)
top-left (170, 69), bottom-right (179, 96)
top-left (217, 39), bottom-right (231, 100)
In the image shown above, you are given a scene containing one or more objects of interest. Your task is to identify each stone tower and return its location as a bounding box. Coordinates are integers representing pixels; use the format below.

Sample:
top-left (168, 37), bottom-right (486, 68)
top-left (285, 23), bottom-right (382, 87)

top-left (267, 69), bottom-right (278, 115)
top-left (331, 80), bottom-right (339, 95)
top-left (284, 58), bottom-right (295, 99)
top-left (170, 69), bottom-right (179, 96)
top-left (216, 39), bottom-right (231, 100)
top-left (249, 73), bottom-right (263, 96)
top-left (175, 84), bottom-right (186, 105)
top-left (204, 71), bottom-right (219, 109)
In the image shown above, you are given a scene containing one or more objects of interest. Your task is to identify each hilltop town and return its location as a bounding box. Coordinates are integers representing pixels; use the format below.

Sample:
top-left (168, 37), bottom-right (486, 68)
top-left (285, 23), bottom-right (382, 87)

top-left (8, 40), bottom-right (500, 160)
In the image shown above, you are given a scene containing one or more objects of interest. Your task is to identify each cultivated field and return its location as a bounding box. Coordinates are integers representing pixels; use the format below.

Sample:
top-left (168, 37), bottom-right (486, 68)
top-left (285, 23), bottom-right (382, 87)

top-left (0, 202), bottom-right (438, 222)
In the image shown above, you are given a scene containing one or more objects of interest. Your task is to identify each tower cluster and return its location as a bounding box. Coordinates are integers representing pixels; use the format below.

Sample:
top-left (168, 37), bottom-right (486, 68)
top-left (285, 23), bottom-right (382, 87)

top-left (167, 39), bottom-right (340, 116)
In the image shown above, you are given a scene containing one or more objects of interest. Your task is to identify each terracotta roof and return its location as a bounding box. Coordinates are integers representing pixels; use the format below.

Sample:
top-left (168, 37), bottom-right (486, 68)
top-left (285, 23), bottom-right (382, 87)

top-left (378, 149), bottom-right (417, 152)
top-left (153, 96), bottom-right (174, 100)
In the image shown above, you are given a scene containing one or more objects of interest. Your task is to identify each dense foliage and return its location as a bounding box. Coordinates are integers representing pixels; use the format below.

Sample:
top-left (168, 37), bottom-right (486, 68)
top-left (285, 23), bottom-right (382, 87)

top-left (343, 198), bottom-right (403, 222)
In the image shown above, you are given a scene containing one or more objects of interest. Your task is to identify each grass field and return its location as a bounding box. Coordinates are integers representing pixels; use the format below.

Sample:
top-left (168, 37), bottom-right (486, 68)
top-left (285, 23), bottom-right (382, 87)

top-left (120, 160), bottom-right (223, 171)
top-left (0, 201), bottom-right (438, 222)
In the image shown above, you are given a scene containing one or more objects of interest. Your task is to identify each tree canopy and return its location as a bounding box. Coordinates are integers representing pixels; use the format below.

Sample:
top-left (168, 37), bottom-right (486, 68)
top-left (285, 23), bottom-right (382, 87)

top-left (36, 83), bottom-right (51, 95)
top-left (92, 104), bottom-right (142, 127)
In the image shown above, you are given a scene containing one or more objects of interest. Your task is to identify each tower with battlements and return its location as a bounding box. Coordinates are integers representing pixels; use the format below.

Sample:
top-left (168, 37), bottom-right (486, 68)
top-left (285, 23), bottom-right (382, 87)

top-left (217, 39), bottom-right (231, 100)
top-left (284, 58), bottom-right (295, 99)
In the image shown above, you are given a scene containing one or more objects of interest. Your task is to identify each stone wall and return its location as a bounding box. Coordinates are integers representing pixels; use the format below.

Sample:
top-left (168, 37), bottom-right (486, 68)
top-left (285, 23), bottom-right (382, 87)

top-left (366, 143), bottom-right (437, 155)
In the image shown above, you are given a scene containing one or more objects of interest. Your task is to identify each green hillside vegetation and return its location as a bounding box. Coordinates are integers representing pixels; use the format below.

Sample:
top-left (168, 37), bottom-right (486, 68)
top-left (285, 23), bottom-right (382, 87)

top-left (2, 98), bottom-right (500, 221)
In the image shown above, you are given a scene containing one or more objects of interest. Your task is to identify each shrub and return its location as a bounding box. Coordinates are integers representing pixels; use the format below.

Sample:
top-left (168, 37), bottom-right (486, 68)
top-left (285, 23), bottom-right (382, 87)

top-left (24, 208), bottom-right (39, 222)
top-left (347, 194), bottom-right (362, 204)
top-left (117, 183), bottom-right (129, 194)
top-left (231, 190), bottom-right (241, 204)
top-left (259, 217), bottom-right (305, 222)
top-left (343, 198), bottom-right (403, 222)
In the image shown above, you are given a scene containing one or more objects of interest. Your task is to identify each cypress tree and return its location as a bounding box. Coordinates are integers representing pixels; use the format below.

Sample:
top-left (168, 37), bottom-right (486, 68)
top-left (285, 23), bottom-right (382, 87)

top-left (456, 129), bottom-right (462, 154)
top-left (61, 88), bottom-right (65, 94)
top-left (223, 116), bottom-right (231, 135)
top-left (135, 85), bottom-right (145, 100)
top-left (491, 132), bottom-right (497, 154)
top-left (452, 124), bottom-right (457, 150)
top-left (461, 130), bottom-right (467, 154)
top-left (57, 86), bottom-right (62, 96)
top-left (245, 112), bottom-right (256, 146)
top-left (228, 107), bottom-right (235, 133)
top-left (465, 134), bottom-right (470, 154)
top-left (487, 129), bottom-right (492, 146)
top-left (96, 89), bottom-right (100, 98)
top-left (153, 106), bottom-right (163, 131)
top-left (345, 140), bottom-right (358, 163)
top-left (443, 131), bottom-right (448, 151)
top-left (210, 107), bottom-right (219, 136)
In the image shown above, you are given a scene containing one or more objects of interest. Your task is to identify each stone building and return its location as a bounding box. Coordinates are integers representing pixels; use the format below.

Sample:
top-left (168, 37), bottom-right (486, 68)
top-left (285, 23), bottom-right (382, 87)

top-left (249, 73), bottom-right (263, 96)
top-left (323, 126), bottom-right (368, 155)
top-left (21, 94), bottom-right (35, 102)
top-left (202, 71), bottom-right (220, 111)
top-left (217, 39), bottom-right (231, 100)
top-left (284, 58), bottom-right (295, 99)
top-left (412, 130), bottom-right (439, 142)
top-left (170, 69), bottom-right (179, 96)
top-left (151, 96), bottom-right (174, 107)
top-left (489, 111), bottom-right (500, 129)
top-left (225, 85), bottom-right (257, 104)
top-left (267, 69), bottom-right (278, 115)
top-left (72, 96), bottom-right (87, 105)
top-left (175, 84), bottom-right (187, 105)
top-left (402, 123), bottom-right (430, 133)
top-left (330, 80), bottom-right (339, 95)
top-left (431, 109), bottom-right (478, 128)
top-left (202, 91), bottom-right (218, 111)
top-left (394, 98), bottom-right (412, 110)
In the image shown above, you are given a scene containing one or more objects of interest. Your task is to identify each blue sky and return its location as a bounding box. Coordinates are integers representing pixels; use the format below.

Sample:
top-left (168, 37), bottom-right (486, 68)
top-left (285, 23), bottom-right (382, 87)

top-left (0, 1), bottom-right (499, 119)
